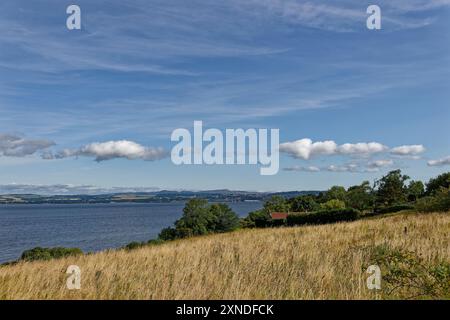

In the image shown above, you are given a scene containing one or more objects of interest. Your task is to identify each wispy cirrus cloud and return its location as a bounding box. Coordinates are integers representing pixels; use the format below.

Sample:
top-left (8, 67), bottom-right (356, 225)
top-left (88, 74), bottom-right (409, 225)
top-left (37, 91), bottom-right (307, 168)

top-left (239, 0), bottom-right (450, 31)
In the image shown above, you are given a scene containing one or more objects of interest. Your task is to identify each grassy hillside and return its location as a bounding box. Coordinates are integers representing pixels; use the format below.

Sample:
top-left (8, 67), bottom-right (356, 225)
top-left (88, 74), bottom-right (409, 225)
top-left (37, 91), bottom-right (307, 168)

top-left (0, 212), bottom-right (449, 300)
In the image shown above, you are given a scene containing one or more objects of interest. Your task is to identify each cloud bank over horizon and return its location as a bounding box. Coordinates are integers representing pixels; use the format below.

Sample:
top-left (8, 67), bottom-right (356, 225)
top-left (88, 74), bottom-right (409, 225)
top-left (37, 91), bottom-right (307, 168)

top-left (0, 183), bottom-right (160, 195)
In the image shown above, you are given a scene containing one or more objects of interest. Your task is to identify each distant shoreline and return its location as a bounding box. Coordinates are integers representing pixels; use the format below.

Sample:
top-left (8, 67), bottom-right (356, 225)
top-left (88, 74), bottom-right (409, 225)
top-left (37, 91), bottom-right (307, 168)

top-left (0, 190), bottom-right (321, 205)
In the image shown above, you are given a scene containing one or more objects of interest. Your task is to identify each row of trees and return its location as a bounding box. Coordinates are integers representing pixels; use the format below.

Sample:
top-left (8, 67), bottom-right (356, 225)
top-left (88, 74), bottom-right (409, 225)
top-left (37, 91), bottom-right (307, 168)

top-left (242, 170), bottom-right (450, 227)
top-left (137, 170), bottom-right (449, 245)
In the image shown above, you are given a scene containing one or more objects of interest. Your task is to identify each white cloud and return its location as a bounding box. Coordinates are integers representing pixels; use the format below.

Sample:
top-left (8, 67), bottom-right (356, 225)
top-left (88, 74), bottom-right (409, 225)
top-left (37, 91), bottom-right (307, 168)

top-left (279, 139), bottom-right (387, 159)
top-left (390, 144), bottom-right (426, 156)
top-left (326, 163), bottom-right (360, 173)
top-left (0, 134), bottom-right (54, 157)
top-left (427, 156), bottom-right (450, 167)
top-left (45, 140), bottom-right (168, 162)
top-left (284, 161), bottom-right (394, 173)
top-left (367, 159), bottom-right (394, 168)
top-left (283, 165), bottom-right (321, 172)
top-left (279, 138), bottom-right (336, 160)
top-left (337, 142), bottom-right (387, 156)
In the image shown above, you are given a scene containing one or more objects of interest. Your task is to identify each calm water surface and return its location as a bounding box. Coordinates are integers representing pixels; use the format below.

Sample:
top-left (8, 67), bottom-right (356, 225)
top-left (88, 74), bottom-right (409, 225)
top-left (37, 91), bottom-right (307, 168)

top-left (0, 201), bottom-right (262, 263)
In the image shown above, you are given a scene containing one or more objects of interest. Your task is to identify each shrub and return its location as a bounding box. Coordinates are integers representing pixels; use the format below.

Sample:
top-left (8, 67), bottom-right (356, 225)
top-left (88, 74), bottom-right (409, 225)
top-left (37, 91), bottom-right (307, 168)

top-left (123, 241), bottom-right (146, 251)
top-left (415, 187), bottom-right (450, 212)
top-left (287, 208), bottom-right (359, 226)
top-left (147, 239), bottom-right (164, 246)
top-left (367, 244), bottom-right (450, 299)
top-left (20, 247), bottom-right (83, 262)
top-left (241, 209), bottom-right (271, 228)
top-left (158, 227), bottom-right (178, 241)
top-left (175, 227), bottom-right (194, 238)
top-left (375, 204), bottom-right (415, 214)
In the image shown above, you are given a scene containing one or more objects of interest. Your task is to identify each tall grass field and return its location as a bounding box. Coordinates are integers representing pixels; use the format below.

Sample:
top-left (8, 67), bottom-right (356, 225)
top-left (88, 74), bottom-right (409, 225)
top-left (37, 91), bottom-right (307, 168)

top-left (0, 212), bottom-right (448, 300)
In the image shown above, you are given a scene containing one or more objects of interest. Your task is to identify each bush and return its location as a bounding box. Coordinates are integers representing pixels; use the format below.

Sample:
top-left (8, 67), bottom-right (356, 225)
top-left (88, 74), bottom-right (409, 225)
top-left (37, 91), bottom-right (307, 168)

top-left (147, 239), bottom-right (164, 246)
top-left (287, 208), bottom-right (359, 226)
top-left (20, 247), bottom-right (83, 262)
top-left (375, 204), bottom-right (415, 214)
top-left (240, 209), bottom-right (271, 228)
top-left (123, 241), bottom-right (145, 251)
top-left (415, 187), bottom-right (450, 212)
top-left (367, 244), bottom-right (450, 299)
top-left (158, 227), bottom-right (178, 241)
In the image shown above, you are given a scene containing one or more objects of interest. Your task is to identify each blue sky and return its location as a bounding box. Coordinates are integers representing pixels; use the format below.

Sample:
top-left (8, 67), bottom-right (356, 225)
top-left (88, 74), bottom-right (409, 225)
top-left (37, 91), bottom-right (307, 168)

top-left (0, 0), bottom-right (449, 193)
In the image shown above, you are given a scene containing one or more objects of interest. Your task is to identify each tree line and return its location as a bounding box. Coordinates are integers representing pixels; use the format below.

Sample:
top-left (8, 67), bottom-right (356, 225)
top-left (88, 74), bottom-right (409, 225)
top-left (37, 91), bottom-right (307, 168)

top-left (150, 170), bottom-right (449, 243)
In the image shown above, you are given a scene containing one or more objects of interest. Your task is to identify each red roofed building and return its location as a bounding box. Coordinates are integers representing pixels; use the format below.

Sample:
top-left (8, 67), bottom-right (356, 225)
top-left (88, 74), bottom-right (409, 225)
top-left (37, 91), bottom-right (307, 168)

top-left (270, 212), bottom-right (288, 220)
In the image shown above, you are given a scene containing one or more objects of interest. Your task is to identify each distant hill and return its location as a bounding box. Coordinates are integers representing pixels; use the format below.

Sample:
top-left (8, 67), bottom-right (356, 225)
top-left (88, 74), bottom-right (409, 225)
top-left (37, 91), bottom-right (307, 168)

top-left (0, 190), bottom-right (322, 204)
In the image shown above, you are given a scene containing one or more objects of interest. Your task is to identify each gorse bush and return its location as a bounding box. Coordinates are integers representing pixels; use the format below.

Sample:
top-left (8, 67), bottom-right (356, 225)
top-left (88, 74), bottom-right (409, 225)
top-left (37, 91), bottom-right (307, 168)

top-left (20, 247), bottom-right (83, 262)
top-left (367, 244), bottom-right (450, 299)
top-left (286, 208), bottom-right (360, 226)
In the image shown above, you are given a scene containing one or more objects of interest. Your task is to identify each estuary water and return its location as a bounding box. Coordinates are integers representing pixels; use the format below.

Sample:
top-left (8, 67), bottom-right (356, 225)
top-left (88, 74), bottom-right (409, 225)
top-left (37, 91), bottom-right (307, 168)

top-left (0, 201), bottom-right (262, 263)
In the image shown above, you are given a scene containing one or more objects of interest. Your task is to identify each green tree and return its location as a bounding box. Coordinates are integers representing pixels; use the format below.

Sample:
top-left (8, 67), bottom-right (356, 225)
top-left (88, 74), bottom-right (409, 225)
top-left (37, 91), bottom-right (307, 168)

top-left (325, 186), bottom-right (347, 202)
top-left (209, 203), bottom-right (240, 233)
top-left (346, 181), bottom-right (374, 211)
top-left (407, 180), bottom-right (425, 202)
top-left (289, 195), bottom-right (318, 212)
top-left (175, 198), bottom-right (213, 236)
top-left (320, 199), bottom-right (346, 210)
top-left (241, 209), bottom-right (270, 228)
top-left (426, 172), bottom-right (450, 195)
top-left (263, 195), bottom-right (290, 213)
top-left (375, 170), bottom-right (410, 206)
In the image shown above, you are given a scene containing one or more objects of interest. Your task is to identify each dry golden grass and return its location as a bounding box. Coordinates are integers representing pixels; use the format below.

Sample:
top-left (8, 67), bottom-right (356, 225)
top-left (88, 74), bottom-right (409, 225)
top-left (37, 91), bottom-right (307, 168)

top-left (0, 212), bottom-right (449, 300)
